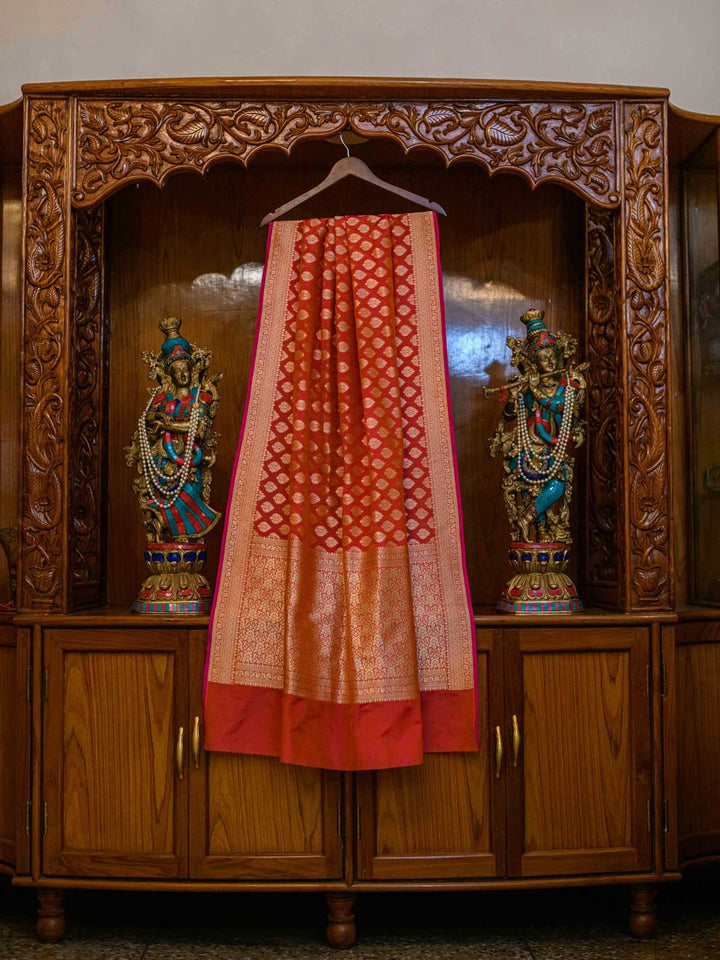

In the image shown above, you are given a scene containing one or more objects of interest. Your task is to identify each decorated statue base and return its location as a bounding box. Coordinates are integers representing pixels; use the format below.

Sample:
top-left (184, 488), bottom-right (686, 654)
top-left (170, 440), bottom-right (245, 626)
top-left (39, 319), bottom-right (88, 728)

top-left (497, 542), bottom-right (583, 615)
top-left (132, 542), bottom-right (212, 615)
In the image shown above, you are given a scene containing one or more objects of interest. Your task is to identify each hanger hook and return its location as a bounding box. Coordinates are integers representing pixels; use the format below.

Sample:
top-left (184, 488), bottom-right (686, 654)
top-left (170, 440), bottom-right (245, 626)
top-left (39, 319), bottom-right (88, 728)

top-left (339, 130), bottom-right (350, 158)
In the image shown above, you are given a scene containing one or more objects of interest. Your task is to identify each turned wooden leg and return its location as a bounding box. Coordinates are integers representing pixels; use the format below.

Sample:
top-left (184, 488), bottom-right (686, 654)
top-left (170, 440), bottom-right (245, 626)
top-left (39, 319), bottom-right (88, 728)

top-left (326, 892), bottom-right (356, 949)
top-left (629, 883), bottom-right (658, 938)
top-left (37, 888), bottom-right (66, 943)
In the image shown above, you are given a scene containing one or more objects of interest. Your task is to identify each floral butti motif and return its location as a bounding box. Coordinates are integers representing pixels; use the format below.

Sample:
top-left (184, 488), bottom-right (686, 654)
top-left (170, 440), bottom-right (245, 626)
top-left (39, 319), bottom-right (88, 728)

top-left (484, 309), bottom-right (587, 614)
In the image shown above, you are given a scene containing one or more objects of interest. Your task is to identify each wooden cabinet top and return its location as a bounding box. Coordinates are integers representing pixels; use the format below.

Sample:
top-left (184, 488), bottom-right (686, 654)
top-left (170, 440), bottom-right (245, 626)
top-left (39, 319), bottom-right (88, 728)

top-left (16, 76), bottom-right (672, 101)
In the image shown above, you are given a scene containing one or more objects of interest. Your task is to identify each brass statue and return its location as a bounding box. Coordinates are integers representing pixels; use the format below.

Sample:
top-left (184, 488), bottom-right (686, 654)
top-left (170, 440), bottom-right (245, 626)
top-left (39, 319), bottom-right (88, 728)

top-left (483, 309), bottom-right (587, 613)
top-left (125, 317), bottom-right (222, 613)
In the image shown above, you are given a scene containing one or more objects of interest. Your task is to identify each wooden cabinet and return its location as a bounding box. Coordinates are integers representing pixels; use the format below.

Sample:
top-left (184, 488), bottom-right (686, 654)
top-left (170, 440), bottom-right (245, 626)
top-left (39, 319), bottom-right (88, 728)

top-left (43, 628), bottom-right (188, 878)
top-left (0, 624), bottom-right (30, 876)
top-left (676, 619), bottom-right (720, 863)
top-left (41, 626), bottom-right (343, 881)
top-left (188, 632), bottom-right (343, 880)
top-left (0, 624), bottom-right (17, 869)
top-left (357, 625), bottom-right (653, 881)
top-left (0, 75), bottom-right (697, 945)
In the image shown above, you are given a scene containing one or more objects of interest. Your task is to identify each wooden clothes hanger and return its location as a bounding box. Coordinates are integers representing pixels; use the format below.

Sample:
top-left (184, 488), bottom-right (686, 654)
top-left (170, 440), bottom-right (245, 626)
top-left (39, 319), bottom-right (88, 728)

top-left (260, 132), bottom-right (447, 227)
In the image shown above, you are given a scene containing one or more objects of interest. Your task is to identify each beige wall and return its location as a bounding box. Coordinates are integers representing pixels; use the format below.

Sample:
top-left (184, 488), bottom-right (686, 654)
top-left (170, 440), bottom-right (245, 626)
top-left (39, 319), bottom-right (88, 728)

top-left (2, 0), bottom-right (719, 114)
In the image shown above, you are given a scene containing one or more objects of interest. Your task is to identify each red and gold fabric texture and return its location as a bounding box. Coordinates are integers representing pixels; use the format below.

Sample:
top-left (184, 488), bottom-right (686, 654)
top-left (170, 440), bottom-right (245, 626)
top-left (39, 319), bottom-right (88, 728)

top-left (204, 212), bottom-right (477, 770)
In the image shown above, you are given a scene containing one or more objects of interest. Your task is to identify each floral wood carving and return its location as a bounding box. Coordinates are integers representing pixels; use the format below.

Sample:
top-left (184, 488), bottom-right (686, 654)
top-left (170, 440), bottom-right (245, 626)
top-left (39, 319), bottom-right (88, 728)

top-left (73, 101), bottom-right (348, 204)
top-left (70, 205), bottom-right (105, 606)
top-left (585, 207), bottom-right (618, 588)
top-left (350, 101), bottom-right (617, 205)
top-left (623, 102), bottom-right (671, 609)
top-left (73, 100), bottom-right (617, 208)
top-left (21, 99), bottom-right (68, 610)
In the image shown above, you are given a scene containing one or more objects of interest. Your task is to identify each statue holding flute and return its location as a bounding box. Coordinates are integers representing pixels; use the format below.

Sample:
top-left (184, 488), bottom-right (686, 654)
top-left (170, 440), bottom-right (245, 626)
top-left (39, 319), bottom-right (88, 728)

top-left (483, 309), bottom-right (587, 613)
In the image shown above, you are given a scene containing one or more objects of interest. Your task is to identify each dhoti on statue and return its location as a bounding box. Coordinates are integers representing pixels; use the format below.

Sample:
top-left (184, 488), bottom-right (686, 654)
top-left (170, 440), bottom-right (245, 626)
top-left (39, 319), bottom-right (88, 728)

top-left (204, 212), bottom-right (477, 770)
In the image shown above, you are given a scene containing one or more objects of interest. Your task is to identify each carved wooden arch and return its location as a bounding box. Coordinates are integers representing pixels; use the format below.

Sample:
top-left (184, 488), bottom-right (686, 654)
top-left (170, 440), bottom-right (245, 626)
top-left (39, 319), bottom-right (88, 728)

top-left (71, 99), bottom-right (619, 209)
top-left (20, 92), bottom-right (671, 613)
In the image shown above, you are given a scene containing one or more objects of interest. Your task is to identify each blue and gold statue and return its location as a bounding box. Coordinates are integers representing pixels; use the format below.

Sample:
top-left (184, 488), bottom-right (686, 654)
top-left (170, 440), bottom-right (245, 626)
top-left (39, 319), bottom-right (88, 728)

top-left (484, 309), bottom-right (587, 614)
top-left (126, 317), bottom-right (222, 614)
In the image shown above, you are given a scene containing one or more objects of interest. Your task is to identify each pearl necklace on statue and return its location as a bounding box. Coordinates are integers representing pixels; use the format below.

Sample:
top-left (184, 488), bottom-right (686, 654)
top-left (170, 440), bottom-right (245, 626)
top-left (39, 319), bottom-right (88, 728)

top-left (516, 383), bottom-right (575, 492)
top-left (137, 386), bottom-right (202, 509)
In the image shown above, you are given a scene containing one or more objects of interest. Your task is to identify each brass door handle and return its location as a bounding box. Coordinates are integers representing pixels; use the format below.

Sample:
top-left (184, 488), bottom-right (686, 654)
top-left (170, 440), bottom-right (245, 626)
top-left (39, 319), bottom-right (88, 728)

top-left (192, 716), bottom-right (201, 769)
top-left (495, 725), bottom-right (503, 778)
top-left (176, 726), bottom-right (184, 780)
top-left (512, 714), bottom-right (521, 767)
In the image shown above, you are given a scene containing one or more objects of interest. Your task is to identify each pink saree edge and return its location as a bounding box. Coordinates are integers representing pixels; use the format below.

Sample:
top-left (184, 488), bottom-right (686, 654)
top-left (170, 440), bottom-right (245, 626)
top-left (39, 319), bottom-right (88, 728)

top-left (431, 212), bottom-right (480, 749)
top-left (203, 223), bottom-right (276, 704)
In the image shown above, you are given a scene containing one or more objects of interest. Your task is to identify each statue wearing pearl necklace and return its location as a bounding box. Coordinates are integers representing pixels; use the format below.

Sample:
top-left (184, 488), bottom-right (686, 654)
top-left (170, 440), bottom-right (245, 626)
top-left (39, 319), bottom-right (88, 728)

top-left (126, 317), bottom-right (222, 614)
top-left (484, 309), bottom-right (587, 614)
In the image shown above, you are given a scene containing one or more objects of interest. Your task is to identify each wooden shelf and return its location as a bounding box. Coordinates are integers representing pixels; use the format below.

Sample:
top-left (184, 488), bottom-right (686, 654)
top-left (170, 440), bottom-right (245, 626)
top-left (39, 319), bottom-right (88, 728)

top-left (12, 606), bottom-right (677, 628)
top-left (676, 605), bottom-right (720, 622)
top-left (13, 607), bottom-right (211, 628)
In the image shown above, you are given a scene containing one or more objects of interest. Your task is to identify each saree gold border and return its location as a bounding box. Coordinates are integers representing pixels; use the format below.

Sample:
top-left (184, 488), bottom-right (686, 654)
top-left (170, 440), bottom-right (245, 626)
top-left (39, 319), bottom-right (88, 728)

top-left (238, 533), bottom-right (446, 701)
top-left (409, 213), bottom-right (474, 691)
top-left (208, 220), bottom-right (298, 682)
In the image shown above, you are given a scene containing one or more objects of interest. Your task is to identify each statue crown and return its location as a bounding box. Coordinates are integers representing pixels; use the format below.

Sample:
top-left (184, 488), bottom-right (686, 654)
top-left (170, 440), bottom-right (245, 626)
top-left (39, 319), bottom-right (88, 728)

top-left (158, 316), bottom-right (193, 370)
top-left (159, 316), bottom-right (182, 339)
top-left (520, 308), bottom-right (557, 358)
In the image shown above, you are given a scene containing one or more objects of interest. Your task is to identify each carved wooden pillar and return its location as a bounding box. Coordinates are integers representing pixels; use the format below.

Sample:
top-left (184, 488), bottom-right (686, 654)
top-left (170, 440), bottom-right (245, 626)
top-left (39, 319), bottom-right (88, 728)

top-left (585, 206), bottom-right (620, 607)
top-left (19, 98), bottom-right (73, 611)
top-left (618, 101), bottom-right (673, 611)
top-left (20, 99), bottom-right (107, 612)
top-left (69, 205), bottom-right (107, 608)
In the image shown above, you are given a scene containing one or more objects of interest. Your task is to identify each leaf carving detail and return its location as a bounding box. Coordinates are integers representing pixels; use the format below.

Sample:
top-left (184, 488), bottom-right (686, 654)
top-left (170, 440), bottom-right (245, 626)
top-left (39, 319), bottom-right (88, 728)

top-left (485, 118), bottom-right (525, 146)
top-left (167, 118), bottom-right (210, 145)
top-left (425, 108), bottom-right (457, 126)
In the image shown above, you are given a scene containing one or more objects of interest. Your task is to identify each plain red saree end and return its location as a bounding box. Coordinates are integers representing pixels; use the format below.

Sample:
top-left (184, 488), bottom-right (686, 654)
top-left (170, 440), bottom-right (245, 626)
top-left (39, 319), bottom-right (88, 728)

top-left (203, 682), bottom-right (478, 771)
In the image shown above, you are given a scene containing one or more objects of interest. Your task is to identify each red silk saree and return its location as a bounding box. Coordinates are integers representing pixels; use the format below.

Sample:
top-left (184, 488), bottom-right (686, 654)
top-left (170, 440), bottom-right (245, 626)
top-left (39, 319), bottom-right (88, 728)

top-left (204, 212), bottom-right (477, 770)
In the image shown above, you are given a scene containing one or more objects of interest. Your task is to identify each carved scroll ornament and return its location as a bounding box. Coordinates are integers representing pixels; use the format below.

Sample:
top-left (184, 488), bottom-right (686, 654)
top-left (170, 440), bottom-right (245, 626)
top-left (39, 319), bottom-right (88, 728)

top-left (70, 205), bottom-right (105, 604)
top-left (73, 99), bottom-right (618, 208)
top-left (22, 99), bottom-right (69, 608)
top-left (623, 102), bottom-right (671, 609)
top-left (585, 207), bottom-right (618, 588)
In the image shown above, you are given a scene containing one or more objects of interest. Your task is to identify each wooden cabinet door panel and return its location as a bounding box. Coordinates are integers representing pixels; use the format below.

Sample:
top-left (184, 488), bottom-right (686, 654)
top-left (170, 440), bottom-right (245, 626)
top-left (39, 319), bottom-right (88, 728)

top-left (188, 632), bottom-right (342, 879)
top-left (43, 629), bottom-right (188, 878)
top-left (507, 627), bottom-right (652, 877)
top-left (660, 625), bottom-right (677, 871)
top-left (0, 626), bottom-right (17, 867)
top-left (356, 630), bottom-right (505, 880)
top-left (676, 621), bottom-right (720, 863)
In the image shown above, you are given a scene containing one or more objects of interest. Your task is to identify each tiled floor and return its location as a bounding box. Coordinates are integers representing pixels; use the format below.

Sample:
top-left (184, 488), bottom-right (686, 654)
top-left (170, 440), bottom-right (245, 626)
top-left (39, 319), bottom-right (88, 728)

top-left (2, 876), bottom-right (720, 959)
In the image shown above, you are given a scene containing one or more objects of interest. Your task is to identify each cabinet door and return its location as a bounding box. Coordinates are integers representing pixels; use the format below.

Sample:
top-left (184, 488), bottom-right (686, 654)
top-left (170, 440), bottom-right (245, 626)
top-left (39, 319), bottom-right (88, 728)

top-left (43, 629), bottom-right (188, 878)
top-left (506, 626), bottom-right (652, 877)
top-left (188, 633), bottom-right (343, 879)
top-left (676, 620), bottom-right (720, 863)
top-left (355, 629), bottom-right (505, 880)
top-left (0, 625), bottom-right (17, 868)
